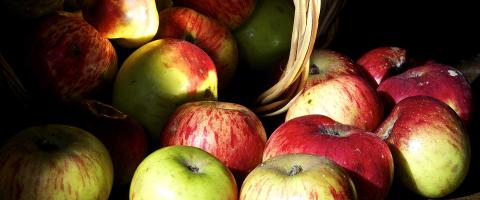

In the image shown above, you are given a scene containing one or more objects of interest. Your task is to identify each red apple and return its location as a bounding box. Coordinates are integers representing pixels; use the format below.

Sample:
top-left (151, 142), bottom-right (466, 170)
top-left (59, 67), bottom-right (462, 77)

top-left (240, 153), bottom-right (357, 200)
top-left (305, 49), bottom-right (364, 90)
top-left (162, 101), bottom-right (267, 181)
top-left (286, 75), bottom-right (384, 131)
top-left (27, 11), bottom-right (117, 101)
top-left (375, 96), bottom-right (470, 198)
top-left (112, 38), bottom-right (218, 144)
top-left (356, 47), bottom-right (407, 87)
top-left (377, 61), bottom-right (472, 122)
top-left (174, 0), bottom-right (256, 30)
top-left (79, 0), bottom-right (159, 48)
top-left (70, 100), bottom-right (148, 189)
top-left (155, 7), bottom-right (238, 88)
top-left (263, 115), bottom-right (394, 200)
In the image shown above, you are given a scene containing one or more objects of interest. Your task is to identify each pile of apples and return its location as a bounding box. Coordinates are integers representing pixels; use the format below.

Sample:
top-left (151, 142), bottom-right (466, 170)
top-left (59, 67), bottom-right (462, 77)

top-left (0, 0), bottom-right (475, 200)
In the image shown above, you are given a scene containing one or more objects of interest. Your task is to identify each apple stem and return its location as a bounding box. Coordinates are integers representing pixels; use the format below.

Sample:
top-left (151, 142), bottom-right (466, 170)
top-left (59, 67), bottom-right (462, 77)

top-left (187, 165), bottom-right (200, 173)
top-left (288, 165), bottom-right (303, 176)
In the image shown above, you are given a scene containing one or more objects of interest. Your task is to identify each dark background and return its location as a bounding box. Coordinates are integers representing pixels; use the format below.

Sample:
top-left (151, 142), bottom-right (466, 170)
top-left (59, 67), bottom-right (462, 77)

top-left (1, 1), bottom-right (479, 199)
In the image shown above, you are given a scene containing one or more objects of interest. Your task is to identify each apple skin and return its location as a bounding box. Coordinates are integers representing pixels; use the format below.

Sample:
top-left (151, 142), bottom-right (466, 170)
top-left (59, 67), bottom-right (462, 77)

top-left (305, 49), bottom-right (364, 90)
top-left (377, 61), bottom-right (472, 122)
top-left (129, 145), bottom-right (238, 200)
top-left (263, 115), bottom-right (394, 200)
top-left (0, 124), bottom-right (113, 200)
top-left (240, 153), bottom-right (357, 200)
top-left (156, 7), bottom-right (238, 89)
top-left (28, 11), bottom-right (117, 101)
top-left (0, 0), bottom-right (64, 18)
top-left (234, 0), bottom-right (294, 71)
top-left (70, 100), bottom-right (148, 189)
top-left (286, 75), bottom-right (384, 131)
top-left (375, 96), bottom-right (470, 198)
top-left (162, 101), bottom-right (267, 181)
top-left (356, 47), bottom-right (407, 87)
top-left (79, 0), bottom-right (159, 48)
top-left (112, 38), bottom-right (218, 144)
top-left (174, 0), bottom-right (256, 30)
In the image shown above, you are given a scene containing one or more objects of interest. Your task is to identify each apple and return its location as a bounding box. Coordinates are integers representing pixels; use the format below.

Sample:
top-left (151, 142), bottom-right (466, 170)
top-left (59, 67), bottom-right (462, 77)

top-left (377, 61), bottom-right (472, 122)
top-left (234, 0), bottom-right (294, 71)
top-left (129, 145), bottom-right (238, 200)
top-left (305, 49), bottom-right (364, 90)
top-left (0, 0), bottom-right (63, 18)
top-left (263, 115), bottom-right (394, 200)
top-left (0, 124), bottom-right (113, 200)
top-left (240, 153), bottom-right (357, 200)
top-left (375, 96), bottom-right (471, 198)
top-left (68, 100), bottom-right (148, 189)
top-left (286, 74), bottom-right (384, 131)
top-left (155, 7), bottom-right (238, 88)
top-left (79, 0), bottom-right (159, 48)
top-left (356, 47), bottom-right (407, 87)
top-left (174, 0), bottom-right (256, 30)
top-left (112, 38), bottom-right (218, 145)
top-left (27, 11), bottom-right (117, 101)
top-left (161, 101), bottom-right (267, 181)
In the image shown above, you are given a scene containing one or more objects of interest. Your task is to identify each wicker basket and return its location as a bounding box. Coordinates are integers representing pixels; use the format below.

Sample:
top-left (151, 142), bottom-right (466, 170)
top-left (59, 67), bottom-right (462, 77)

top-left (253, 0), bottom-right (345, 116)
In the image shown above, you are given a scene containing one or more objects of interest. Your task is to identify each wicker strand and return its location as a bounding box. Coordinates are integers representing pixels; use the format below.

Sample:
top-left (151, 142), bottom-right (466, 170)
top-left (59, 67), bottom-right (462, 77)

top-left (254, 0), bottom-right (321, 115)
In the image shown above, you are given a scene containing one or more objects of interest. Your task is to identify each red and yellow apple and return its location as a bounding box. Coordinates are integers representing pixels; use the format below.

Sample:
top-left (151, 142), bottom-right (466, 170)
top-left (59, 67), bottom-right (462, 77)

top-left (156, 7), bottom-right (238, 88)
top-left (28, 11), bottom-right (117, 101)
top-left (112, 38), bottom-right (218, 144)
top-left (240, 154), bottom-right (357, 200)
top-left (174, 0), bottom-right (256, 29)
top-left (356, 47), bottom-right (407, 87)
top-left (305, 49), bottom-right (363, 90)
top-left (263, 115), bottom-right (394, 200)
top-left (80, 0), bottom-right (159, 48)
top-left (162, 101), bottom-right (267, 181)
top-left (376, 96), bottom-right (470, 198)
top-left (0, 124), bottom-right (113, 200)
top-left (286, 75), bottom-right (384, 131)
top-left (377, 61), bottom-right (472, 122)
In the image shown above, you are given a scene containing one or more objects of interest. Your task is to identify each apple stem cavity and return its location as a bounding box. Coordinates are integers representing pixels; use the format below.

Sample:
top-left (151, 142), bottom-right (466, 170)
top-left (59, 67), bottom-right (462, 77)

top-left (288, 165), bottom-right (303, 176)
top-left (37, 139), bottom-right (60, 151)
top-left (187, 164), bottom-right (200, 173)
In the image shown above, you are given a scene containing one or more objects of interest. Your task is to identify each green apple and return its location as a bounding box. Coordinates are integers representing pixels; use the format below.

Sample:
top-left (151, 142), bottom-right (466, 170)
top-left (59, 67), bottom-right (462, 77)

top-left (129, 145), bottom-right (238, 200)
top-left (112, 38), bottom-right (218, 143)
top-left (233, 0), bottom-right (294, 71)
top-left (0, 124), bottom-right (113, 200)
top-left (240, 153), bottom-right (357, 200)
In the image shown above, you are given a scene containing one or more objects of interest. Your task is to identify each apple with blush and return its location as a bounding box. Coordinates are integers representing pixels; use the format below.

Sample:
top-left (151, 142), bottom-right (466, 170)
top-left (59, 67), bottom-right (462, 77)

top-left (240, 153), bottom-right (357, 200)
top-left (174, 0), bottom-right (256, 30)
top-left (263, 114), bottom-right (394, 200)
top-left (27, 11), bottom-right (117, 101)
top-left (375, 96), bottom-right (470, 198)
top-left (129, 145), bottom-right (238, 200)
top-left (112, 38), bottom-right (218, 145)
top-left (356, 47), bottom-right (407, 87)
top-left (79, 0), bottom-right (159, 48)
top-left (161, 100), bottom-right (267, 182)
top-left (305, 49), bottom-right (364, 90)
top-left (0, 124), bottom-right (113, 200)
top-left (286, 74), bottom-right (384, 131)
top-left (377, 61), bottom-right (472, 122)
top-left (155, 7), bottom-right (238, 88)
